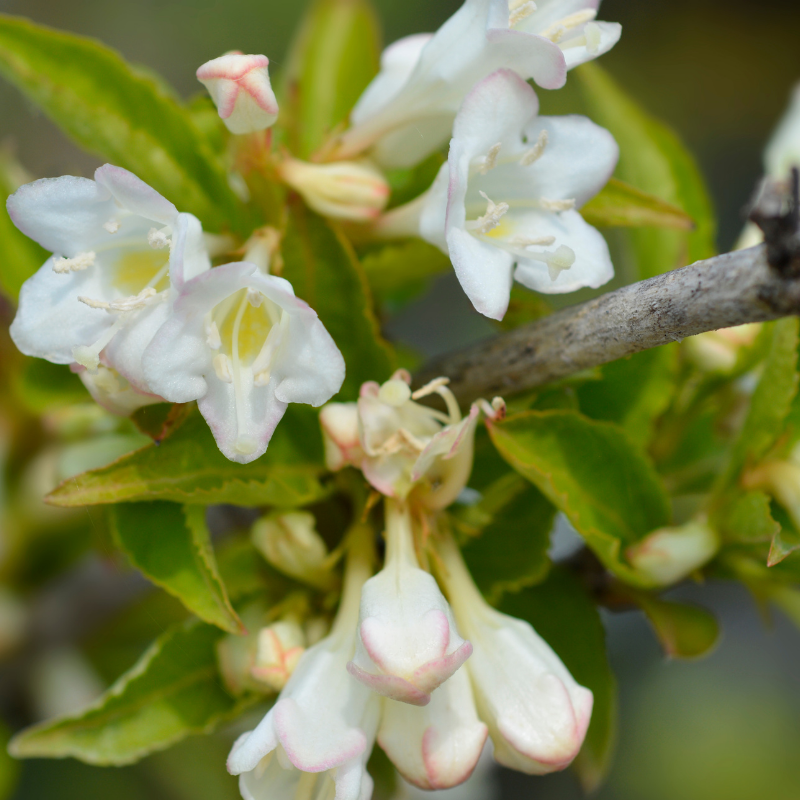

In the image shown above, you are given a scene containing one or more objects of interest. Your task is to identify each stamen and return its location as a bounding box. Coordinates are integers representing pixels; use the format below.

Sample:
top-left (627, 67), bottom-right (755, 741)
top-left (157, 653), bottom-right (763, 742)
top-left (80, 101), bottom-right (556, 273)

top-left (228, 291), bottom-right (258, 457)
top-left (510, 0), bottom-right (536, 26)
top-left (246, 288), bottom-right (263, 308)
top-left (539, 197), bottom-right (576, 212)
top-left (520, 130), bottom-right (548, 166)
top-left (411, 377), bottom-right (451, 401)
top-left (72, 315), bottom-right (128, 371)
top-left (465, 191), bottom-right (509, 235)
top-left (213, 353), bottom-right (233, 383)
top-left (103, 220), bottom-right (120, 234)
top-left (148, 227), bottom-right (171, 250)
top-left (509, 0), bottom-right (534, 10)
top-left (478, 142), bottom-right (502, 175)
top-left (541, 9), bottom-right (597, 42)
top-left (78, 287), bottom-right (157, 312)
top-left (585, 21), bottom-right (602, 54)
top-left (53, 251), bottom-right (96, 274)
top-left (206, 320), bottom-right (222, 350)
top-left (377, 428), bottom-right (428, 455)
top-left (509, 235), bottom-right (557, 247)
top-left (254, 368), bottom-right (271, 387)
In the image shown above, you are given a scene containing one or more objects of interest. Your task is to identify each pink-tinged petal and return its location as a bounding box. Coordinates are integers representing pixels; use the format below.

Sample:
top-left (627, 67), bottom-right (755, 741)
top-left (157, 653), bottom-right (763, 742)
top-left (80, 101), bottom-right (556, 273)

top-left (484, 29), bottom-right (566, 90)
top-left (227, 710), bottom-right (279, 774)
top-left (275, 697), bottom-right (368, 772)
top-left (513, 210), bottom-right (613, 295)
top-left (447, 227), bottom-right (514, 321)
top-left (196, 53), bottom-right (269, 81)
top-left (320, 402), bottom-right (362, 470)
top-left (7, 176), bottom-right (114, 255)
top-left (412, 639), bottom-right (473, 695)
top-left (170, 213), bottom-right (212, 289)
top-left (520, 115), bottom-right (618, 207)
top-left (346, 661), bottom-right (431, 706)
top-left (94, 164), bottom-right (178, 226)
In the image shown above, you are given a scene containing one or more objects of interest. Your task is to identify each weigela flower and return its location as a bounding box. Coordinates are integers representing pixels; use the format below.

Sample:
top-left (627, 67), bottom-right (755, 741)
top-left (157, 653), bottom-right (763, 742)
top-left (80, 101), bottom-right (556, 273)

top-left (196, 53), bottom-right (279, 134)
top-left (347, 499), bottom-right (472, 706)
top-left (278, 158), bottom-right (390, 222)
top-left (227, 532), bottom-right (379, 800)
top-left (436, 532), bottom-right (593, 775)
top-left (9, 164), bottom-right (210, 390)
top-left (321, 371), bottom-right (483, 511)
top-left (251, 511), bottom-right (336, 590)
top-left (250, 620), bottom-right (307, 692)
top-left (337, 0), bottom-right (620, 168)
top-left (378, 666), bottom-right (488, 789)
top-left (73, 363), bottom-right (163, 417)
top-left (381, 68), bottom-right (617, 320)
top-left (626, 519), bottom-right (720, 587)
top-left (141, 261), bottom-right (345, 463)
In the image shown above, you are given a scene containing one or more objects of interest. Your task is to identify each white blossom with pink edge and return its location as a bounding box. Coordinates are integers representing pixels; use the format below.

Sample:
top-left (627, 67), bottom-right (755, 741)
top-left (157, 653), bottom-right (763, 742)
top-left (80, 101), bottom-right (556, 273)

top-left (196, 53), bottom-right (279, 134)
top-left (379, 68), bottom-right (618, 321)
top-left (141, 261), bottom-right (344, 464)
top-left (336, 0), bottom-right (620, 168)
top-left (436, 531), bottom-right (594, 775)
top-left (378, 666), bottom-right (488, 790)
top-left (227, 528), bottom-right (379, 800)
top-left (347, 497), bottom-right (472, 707)
top-left (8, 164), bottom-right (211, 392)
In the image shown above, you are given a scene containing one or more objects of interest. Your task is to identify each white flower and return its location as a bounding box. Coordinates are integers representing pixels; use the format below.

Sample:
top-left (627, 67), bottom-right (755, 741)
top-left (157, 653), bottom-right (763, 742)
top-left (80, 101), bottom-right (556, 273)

top-left (436, 532), bottom-right (593, 775)
top-left (626, 520), bottom-right (720, 587)
top-left (336, 0), bottom-right (620, 168)
top-left (381, 68), bottom-right (617, 320)
top-left (196, 53), bottom-right (279, 134)
top-left (141, 261), bottom-right (345, 463)
top-left (251, 511), bottom-right (336, 590)
top-left (228, 533), bottom-right (379, 800)
top-left (347, 498), bottom-right (472, 706)
top-left (9, 164), bottom-right (210, 389)
top-left (322, 371), bottom-right (483, 510)
top-left (278, 158), bottom-right (390, 222)
top-left (378, 667), bottom-right (488, 789)
top-left (74, 363), bottom-right (163, 417)
top-left (250, 620), bottom-right (307, 692)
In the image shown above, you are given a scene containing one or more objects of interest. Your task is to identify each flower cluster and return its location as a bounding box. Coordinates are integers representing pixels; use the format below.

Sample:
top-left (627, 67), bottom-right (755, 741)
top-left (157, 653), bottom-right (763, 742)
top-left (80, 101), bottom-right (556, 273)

top-left (228, 375), bottom-right (593, 797)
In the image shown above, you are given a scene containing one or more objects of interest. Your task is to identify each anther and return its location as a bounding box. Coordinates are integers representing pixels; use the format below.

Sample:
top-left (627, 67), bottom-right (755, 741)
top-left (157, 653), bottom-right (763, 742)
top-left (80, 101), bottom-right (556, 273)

top-left (103, 220), bottom-right (120, 234)
top-left (246, 288), bottom-right (263, 308)
top-left (584, 22), bottom-right (602, 55)
top-left (78, 287), bottom-right (157, 312)
top-left (539, 197), bottom-right (576, 212)
top-left (148, 227), bottom-right (171, 250)
top-left (411, 377), bottom-right (451, 401)
top-left (254, 369), bottom-right (271, 387)
top-left (509, 235), bottom-right (556, 247)
top-left (206, 320), bottom-right (222, 350)
top-left (509, 0), bottom-right (536, 26)
top-left (213, 353), bottom-right (233, 383)
top-left (53, 251), bottom-right (96, 274)
top-left (541, 9), bottom-right (597, 42)
top-left (520, 130), bottom-right (548, 166)
top-left (466, 191), bottom-right (509, 235)
top-left (478, 143), bottom-right (502, 175)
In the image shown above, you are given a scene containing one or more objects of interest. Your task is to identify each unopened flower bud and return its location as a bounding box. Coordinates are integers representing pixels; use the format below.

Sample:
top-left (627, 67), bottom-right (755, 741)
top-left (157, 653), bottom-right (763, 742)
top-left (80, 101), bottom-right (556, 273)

top-left (320, 402), bottom-right (363, 470)
top-left (251, 511), bottom-right (335, 590)
top-left (627, 520), bottom-right (719, 587)
top-left (250, 620), bottom-right (306, 692)
top-left (278, 158), bottom-right (390, 222)
top-left (196, 53), bottom-right (279, 134)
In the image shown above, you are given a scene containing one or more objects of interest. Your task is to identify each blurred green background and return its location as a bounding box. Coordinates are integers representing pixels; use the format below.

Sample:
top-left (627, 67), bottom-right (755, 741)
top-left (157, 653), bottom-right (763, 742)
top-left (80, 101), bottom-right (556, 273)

top-left (1, 1), bottom-right (800, 799)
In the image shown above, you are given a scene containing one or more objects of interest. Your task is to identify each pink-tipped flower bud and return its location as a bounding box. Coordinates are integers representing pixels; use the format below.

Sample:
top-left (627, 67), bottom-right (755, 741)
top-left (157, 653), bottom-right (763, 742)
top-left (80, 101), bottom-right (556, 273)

top-left (196, 53), bottom-right (279, 134)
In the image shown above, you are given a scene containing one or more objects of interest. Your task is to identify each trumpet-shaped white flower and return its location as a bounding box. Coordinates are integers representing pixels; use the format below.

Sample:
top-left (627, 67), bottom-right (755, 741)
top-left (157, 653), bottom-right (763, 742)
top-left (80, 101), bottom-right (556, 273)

top-left (348, 499), bottom-right (472, 706)
top-left (436, 532), bottom-right (593, 775)
top-left (141, 261), bottom-right (344, 463)
top-left (322, 371), bottom-right (484, 510)
top-left (9, 164), bottom-right (210, 389)
top-left (278, 158), bottom-right (390, 222)
top-left (196, 53), bottom-right (279, 134)
top-left (337, 0), bottom-right (620, 168)
top-left (379, 667), bottom-right (488, 789)
top-left (381, 68), bottom-right (617, 320)
top-left (228, 532), bottom-right (380, 800)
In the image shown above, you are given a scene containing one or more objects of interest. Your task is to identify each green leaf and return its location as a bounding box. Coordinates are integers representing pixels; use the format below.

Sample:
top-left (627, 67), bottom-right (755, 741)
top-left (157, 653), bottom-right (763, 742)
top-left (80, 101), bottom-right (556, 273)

top-left (634, 594), bottom-right (720, 659)
top-left (577, 345), bottom-right (678, 447)
top-left (716, 318), bottom-right (800, 493)
top-left (581, 178), bottom-right (695, 230)
top-left (717, 490), bottom-right (779, 544)
top-left (0, 722), bottom-right (19, 800)
top-left (574, 63), bottom-right (716, 279)
top-left (282, 201), bottom-right (394, 399)
top-left (282, 0), bottom-right (381, 158)
top-left (487, 410), bottom-right (671, 585)
top-left (110, 502), bottom-right (242, 633)
top-left (0, 149), bottom-right (48, 299)
top-left (12, 357), bottom-right (88, 412)
top-left (0, 15), bottom-right (246, 233)
top-left (457, 473), bottom-right (554, 604)
top-left (45, 407), bottom-right (329, 508)
top-left (9, 619), bottom-right (252, 765)
top-left (766, 503), bottom-right (800, 567)
top-left (499, 568), bottom-right (617, 791)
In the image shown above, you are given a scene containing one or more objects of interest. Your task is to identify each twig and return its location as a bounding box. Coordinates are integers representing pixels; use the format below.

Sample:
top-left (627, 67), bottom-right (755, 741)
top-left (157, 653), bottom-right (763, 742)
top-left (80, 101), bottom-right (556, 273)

top-left (417, 177), bottom-right (800, 405)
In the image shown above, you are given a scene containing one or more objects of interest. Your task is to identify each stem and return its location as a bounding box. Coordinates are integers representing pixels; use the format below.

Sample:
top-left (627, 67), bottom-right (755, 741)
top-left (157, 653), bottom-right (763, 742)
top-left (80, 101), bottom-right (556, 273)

top-left (330, 523), bottom-right (375, 638)
top-left (384, 498), bottom-right (418, 568)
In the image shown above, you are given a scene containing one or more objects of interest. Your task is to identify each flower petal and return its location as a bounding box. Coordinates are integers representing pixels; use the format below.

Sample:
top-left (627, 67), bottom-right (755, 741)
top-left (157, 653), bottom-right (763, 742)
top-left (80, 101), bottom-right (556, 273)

top-left (562, 21), bottom-right (622, 70)
top-left (94, 164), bottom-right (178, 225)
